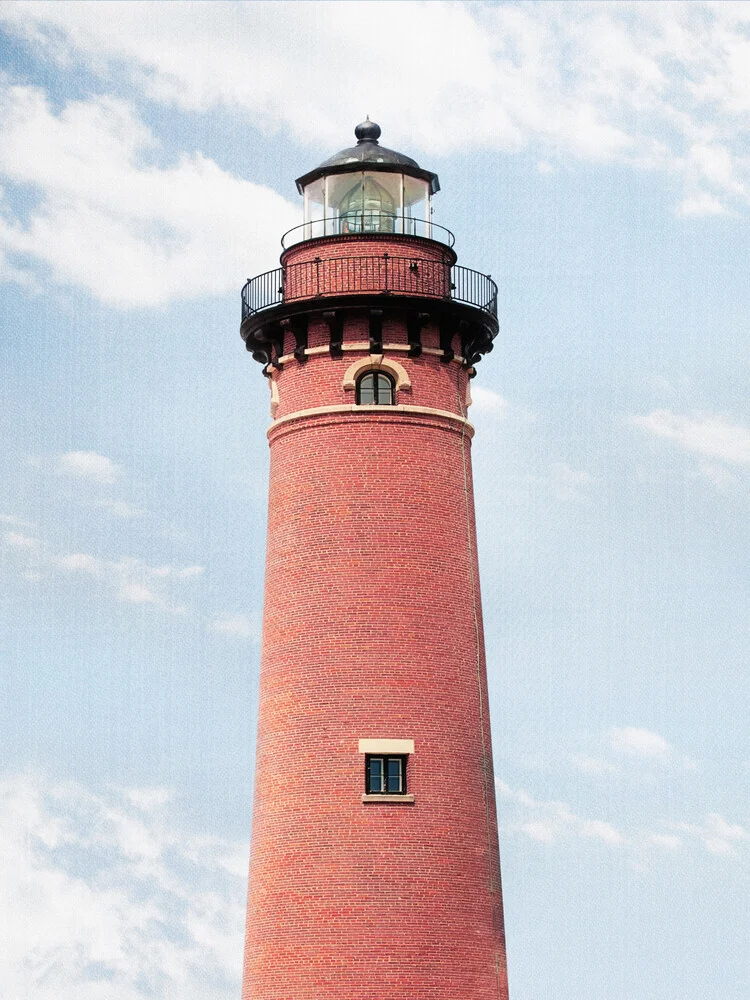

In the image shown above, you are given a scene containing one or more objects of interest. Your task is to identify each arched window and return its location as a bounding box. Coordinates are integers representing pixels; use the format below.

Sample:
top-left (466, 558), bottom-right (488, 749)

top-left (356, 371), bottom-right (395, 405)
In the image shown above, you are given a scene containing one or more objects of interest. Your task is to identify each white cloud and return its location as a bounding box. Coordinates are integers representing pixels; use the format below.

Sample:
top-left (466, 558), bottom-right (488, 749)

top-left (208, 614), bottom-right (259, 640)
top-left (610, 726), bottom-right (672, 758)
top-left (498, 779), bottom-right (748, 866)
top-left (57, 450), bottom-right (123, 485)
top-left (3, 1), bottom-right (750, 216)
top-left (94, 498), bottom-right (147, 519)
top-left (0, 84), bottom-right (298, 306)
top-left (26, 456), bottom-right (150, 515)
top-left (628, 410), bottom-right (750, 466)
top-left (54, 552), bottom-right (105, 576)
top-left (673, 813), bottom-right (748, 856)
top-left (496, 780), bottom-right (625, 848)
top-left (5, 538), bottom-right (203, 614)
top-left (3, 529), bottom-right (39, 549)
top-left (124, 787), bottom-right (174, 811)
top-left (118, 581), bottom-right (163, 606)
top-left (469, 386), bottom-right (509, 417)
top-left (0, 513), bottom-right (34, 529)
top-left (580, 819), bottom-right (624, 846)
top-left (177, 565), bottom-right (205, 579)
top-left (677, 191), bottom-right (728, 217)
top-left (650, 833), bottom-right (683, 850)
top-left (518, 818), bottom-right (564, 844)
top-left (0, 773), bottom-right (244, 1000)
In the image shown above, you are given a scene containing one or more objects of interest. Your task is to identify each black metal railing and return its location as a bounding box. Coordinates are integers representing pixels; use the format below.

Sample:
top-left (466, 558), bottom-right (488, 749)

top-left (451, 265), bottom-right (497, 315)
top-left (280, 214), bottom-right (455, 249)
top-left (241, 255), bottom-right (497, 321)
top-left (242, 267), bottom-right (284, 317)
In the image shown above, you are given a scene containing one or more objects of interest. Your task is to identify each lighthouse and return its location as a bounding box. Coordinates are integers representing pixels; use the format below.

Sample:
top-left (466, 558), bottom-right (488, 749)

top-left (240, 120), bottom-right (509, 1000)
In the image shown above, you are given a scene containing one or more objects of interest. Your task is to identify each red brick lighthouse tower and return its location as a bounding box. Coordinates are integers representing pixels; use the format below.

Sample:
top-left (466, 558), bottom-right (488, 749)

top-left (240, 120), bottom-right (509, 1000)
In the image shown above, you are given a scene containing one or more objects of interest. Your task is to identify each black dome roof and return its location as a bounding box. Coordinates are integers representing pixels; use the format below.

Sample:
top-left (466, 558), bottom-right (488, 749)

top-left (295, 119), bottom-right (440, 195)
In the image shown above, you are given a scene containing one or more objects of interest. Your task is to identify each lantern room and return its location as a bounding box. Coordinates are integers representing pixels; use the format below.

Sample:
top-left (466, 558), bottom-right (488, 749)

top-left (292, 118), bottom-right (441, 244)
top-left (240, 119), bottom-right (499, 374)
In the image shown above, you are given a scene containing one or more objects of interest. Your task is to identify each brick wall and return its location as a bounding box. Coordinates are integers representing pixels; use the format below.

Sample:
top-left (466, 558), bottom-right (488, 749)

top-left (273, 315), bottom-right (467, 420)
top-left (281, 234), bottom-right (454, 303)
top-left (242, 313), bottom-right (509, 998)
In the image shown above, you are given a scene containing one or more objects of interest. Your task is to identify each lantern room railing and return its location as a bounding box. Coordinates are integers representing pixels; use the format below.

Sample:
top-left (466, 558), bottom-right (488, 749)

top-left (281, 213), bottom-right (455, 249)
top-left (241, 255), bottom-right (497, 321)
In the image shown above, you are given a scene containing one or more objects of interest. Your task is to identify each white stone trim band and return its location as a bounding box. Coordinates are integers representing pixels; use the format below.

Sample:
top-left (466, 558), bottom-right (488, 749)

top-left (268, 404), bottom-right (474, 437)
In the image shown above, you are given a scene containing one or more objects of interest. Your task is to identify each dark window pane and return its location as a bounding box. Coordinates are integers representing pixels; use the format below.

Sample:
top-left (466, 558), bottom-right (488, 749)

top-left (375, 373), bottom-right (394, 405)
top-left (386, 757), bottom-right (403, 793)
top-left (367, 757), bottom-right (384, 793)
top-left (357, 373), bottom-right (376, 405)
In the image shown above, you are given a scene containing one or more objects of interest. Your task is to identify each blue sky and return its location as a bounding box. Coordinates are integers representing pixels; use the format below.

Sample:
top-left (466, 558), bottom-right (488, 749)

top-left (0, 2), bottom-right (748, 998)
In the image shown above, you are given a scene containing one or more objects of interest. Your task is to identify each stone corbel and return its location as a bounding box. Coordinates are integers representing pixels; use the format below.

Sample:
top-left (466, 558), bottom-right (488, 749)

top-left (324, 310), bottom-right (344, 357)
top-left (407, 311), bottom-right (429, 358)
top-left (369, 309), bottom-right (383, 355)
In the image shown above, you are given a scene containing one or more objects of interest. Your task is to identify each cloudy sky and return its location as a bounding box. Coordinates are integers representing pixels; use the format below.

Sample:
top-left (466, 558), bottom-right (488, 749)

top-left (1, 2), bottom-right (748, 998)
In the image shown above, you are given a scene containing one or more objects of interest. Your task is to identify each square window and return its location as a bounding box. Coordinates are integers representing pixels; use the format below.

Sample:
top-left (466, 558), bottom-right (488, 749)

top-left (365, 755), bottom-right (406, 795)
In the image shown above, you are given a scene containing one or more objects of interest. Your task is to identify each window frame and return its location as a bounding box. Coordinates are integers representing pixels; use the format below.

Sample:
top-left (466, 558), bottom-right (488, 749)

top-left (365, 754), bottom-right (407, 796)
top-left (355, 370), bottom-right (396, 406)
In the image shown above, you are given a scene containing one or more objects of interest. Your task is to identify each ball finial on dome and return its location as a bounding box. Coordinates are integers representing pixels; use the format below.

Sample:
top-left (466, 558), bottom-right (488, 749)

top-left (354, 116), bottom-right (381, 144)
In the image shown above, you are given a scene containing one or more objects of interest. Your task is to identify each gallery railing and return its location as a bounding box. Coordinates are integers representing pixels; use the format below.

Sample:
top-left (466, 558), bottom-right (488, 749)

top-left (280, 214), bottom-right (456, 249)
top-left (241, 255), bottom-right (497, 321)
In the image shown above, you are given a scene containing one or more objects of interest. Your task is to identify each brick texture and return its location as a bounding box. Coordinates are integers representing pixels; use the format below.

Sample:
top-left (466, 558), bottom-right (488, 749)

top-left (281, 234), bottom-right (454, 303)
top-left (242, 244), bottom-right (509, 1000)
top-left (272, 317), bottom-right (465, 420)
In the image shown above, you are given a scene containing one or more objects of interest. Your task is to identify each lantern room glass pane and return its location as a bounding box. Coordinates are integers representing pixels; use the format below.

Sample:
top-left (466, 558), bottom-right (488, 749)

top-left (302, 171), bottom-right (432, 241)
top-left (327, 171), bottom-right (402, 235)
top-left (403, 175), bottom-right (430, 238)
top-left (302, 178), bottom-right (325, 240)
top-left (326, 173), bottom-right (354, 235)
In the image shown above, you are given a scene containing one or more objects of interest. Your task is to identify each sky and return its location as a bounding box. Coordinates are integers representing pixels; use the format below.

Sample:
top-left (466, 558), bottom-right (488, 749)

top-left (0, 1), bottom-right (748, 997)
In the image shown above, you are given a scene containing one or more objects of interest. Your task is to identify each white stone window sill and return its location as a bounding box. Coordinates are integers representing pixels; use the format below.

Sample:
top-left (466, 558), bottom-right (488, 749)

top-left (361, 794), bottom-right (415, 804)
